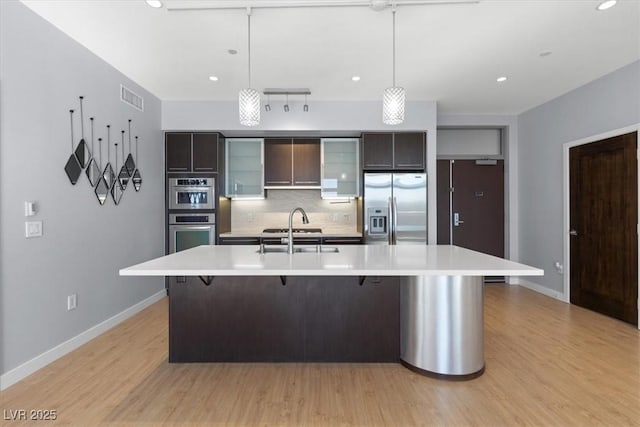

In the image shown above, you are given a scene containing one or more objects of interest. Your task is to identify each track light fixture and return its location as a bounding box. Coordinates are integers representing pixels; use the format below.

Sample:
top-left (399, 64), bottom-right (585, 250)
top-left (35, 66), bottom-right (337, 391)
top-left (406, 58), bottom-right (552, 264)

top-left (262, 88), bottom-right (311, 113)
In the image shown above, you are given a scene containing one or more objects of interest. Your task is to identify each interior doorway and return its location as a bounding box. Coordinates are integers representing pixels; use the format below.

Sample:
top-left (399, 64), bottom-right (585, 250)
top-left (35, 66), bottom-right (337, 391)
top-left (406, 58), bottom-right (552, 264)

top-left (569, 131), bottom-right (638, 326)
top-left (437, 159), bottom-right (505, 260)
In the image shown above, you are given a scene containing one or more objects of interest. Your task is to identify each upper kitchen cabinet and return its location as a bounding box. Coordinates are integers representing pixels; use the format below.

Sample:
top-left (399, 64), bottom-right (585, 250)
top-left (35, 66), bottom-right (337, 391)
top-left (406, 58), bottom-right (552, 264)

top-left (393, 132), bottom-right (425, 170)
top-left (192, 133), bottom-right (219, 172)
top-left (264, 138), bottom-right (293, 186)
top-left (264, 138), bottom-right (321, 188)
top-left (166, 132), bottom-right (219, 173)
top-left (361, 133), bottom-right (393, 170)
top-left (321, 138), bottom-right (360, 198)
top-left (225, 138), bottom-right (264, 198)
top-left (293, 138), bottom-right (321, 186)
top-left (361, 132), bottom-right (426, 171)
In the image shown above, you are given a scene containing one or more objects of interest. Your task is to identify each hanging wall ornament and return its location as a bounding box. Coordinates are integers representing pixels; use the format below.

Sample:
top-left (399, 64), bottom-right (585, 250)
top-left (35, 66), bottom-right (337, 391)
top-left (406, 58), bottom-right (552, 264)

top-left (102, 125), bottom-right (116, 190)
top-left (94, 137), bottom-right (109, 205)
top-left (111, 141), bottom-right (124, 205)
top-left (75, 96), bottom-right (91, 167)
top-left (132, 135), bottom-right (142, 192)
top-left (85, 117), bottom-right (101, 187)
top-left (64, 109), bottom-right (82, 185)
top-left (118, 130), bottom-right (130, 190)
top-left (125, 120), bottom-right (136, 176)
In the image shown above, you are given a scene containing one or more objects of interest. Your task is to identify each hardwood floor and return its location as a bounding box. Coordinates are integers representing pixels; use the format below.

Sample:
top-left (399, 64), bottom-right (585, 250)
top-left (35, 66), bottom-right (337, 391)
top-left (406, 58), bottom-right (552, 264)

top-left (1, 285), bottom-right (639, 426)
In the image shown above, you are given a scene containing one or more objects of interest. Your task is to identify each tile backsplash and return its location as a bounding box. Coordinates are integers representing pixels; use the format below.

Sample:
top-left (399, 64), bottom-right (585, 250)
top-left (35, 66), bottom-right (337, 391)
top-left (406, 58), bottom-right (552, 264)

top-left (231, 189), bottom-right (358, 233)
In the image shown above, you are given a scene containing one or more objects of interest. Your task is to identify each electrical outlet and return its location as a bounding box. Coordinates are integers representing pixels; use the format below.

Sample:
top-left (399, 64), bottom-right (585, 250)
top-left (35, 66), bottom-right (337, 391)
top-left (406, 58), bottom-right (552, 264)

top-left (554, 262), bottom-right (563, 274)
top-left (247, 212), bottom-right (254, 222)
top-left (343, 214), bottom-right (350, 224)
top-left (332, 213), bottom-right (339, 223)
top-left (25, 221), bottom-right (43, 238)
top-left (67, 294), bottom-right (77, 311)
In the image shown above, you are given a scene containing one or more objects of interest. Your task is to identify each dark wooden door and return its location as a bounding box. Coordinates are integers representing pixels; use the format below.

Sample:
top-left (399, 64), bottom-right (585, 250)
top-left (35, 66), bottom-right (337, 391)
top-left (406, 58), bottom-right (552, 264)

top-left (192, 133), bottom-right (218, 172)
top-left (166, 133), bottom-right (191, 172)
top-left (570, 132), bottom-right (638, 325)
top-left (264, 138), bottom-right (292, 186)
top-left (293, 138), bottom-right (321, 185)
top-left (394, 132), bottom-right (425, 171)
top-left (450, 160), bottom-right (504, 258)
top-left (362, 133), bottom-right (393, 170)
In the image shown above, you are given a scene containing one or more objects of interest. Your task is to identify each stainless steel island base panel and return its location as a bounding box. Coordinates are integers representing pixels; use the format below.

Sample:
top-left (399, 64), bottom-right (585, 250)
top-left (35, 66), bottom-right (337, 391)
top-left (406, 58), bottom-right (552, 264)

top-left (400, 275), bottom-right (484, 380)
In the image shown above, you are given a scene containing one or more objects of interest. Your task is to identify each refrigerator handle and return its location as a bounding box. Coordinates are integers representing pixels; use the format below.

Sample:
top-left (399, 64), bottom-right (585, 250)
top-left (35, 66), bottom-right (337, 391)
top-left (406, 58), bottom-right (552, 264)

top-left (393, 196), bottom-right (398, 244)
top-left (388, 197), bottom-right (393, 245)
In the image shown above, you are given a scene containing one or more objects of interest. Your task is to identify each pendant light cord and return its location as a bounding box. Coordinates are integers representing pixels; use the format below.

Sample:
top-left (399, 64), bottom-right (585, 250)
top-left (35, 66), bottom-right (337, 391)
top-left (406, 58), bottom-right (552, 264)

top-left (392, 8), bottom-right (396, 87)
top-left (247, 8), bottom-right (252, 88)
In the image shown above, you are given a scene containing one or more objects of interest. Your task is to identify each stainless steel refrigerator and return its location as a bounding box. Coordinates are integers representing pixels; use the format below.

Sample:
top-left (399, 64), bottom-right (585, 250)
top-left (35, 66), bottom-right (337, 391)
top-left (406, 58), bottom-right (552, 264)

top-left (364, 173), bottom-right (427, 245)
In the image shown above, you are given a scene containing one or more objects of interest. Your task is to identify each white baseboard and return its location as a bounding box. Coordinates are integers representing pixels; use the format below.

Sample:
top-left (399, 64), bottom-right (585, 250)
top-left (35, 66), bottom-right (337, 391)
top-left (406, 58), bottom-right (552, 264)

top-left (518, 278), bottom-right (566, 302)
top-left (0, 290), bottom-right (166, 391)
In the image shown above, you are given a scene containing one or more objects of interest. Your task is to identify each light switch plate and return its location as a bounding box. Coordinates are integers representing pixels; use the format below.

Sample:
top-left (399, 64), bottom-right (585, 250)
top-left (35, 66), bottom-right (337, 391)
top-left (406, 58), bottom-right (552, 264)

top-left (25, 221), bottom-right (43, 238)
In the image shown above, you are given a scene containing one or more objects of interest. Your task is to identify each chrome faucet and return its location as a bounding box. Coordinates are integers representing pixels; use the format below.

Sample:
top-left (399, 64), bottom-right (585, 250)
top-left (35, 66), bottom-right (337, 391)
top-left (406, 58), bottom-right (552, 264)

top-left (287, 207), bottom-right (310, 254)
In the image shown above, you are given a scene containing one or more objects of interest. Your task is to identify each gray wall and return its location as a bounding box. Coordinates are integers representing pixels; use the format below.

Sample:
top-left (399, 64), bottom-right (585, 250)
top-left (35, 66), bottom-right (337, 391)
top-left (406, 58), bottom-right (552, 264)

top-left (518, 60), bottom-right (640, 294)
top-left (0, 1), bottom-right (165, 376)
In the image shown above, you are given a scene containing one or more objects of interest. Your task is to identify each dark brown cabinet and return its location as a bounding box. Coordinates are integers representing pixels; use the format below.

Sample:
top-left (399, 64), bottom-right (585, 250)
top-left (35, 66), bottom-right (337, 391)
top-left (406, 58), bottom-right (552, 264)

top-left (166, 133), bottom-right (192, 172)
top-left (393, 132), bottom-right (425, 170)
top-left (362, 133), bottom-right (393, 170)
top-left (166, 132), bottom-right (219, 173)
top-left (264, 138), bottom-right (293, 186)
top-left (293, 138), bottom-right (321, 186)
top-left (362, 132), bottom-right (425, 171)
top-left (218, 236), bottom-right (260, 245)
top-left (192, 133), bottom-right (218, 172)
top-left (264, 138), bottom-right (320, 187)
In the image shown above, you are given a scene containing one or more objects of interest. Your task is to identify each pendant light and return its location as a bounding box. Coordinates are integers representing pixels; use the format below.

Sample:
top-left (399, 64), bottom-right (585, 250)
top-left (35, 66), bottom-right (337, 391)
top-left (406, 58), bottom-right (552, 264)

top-left (239, 8), bottom-right (260, 126)
top-left (382, 8), bottom-right (405, 125)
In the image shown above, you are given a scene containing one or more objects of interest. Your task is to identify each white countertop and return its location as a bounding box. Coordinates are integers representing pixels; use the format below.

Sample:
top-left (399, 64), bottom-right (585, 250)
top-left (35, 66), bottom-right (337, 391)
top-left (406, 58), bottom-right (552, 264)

top-left (120, 245), bottom-right (543, 277)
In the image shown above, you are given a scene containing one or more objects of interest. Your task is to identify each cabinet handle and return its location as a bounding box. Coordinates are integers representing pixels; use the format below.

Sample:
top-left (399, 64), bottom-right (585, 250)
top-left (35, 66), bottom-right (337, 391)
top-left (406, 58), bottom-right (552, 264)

top-left (365, 163), bottom-right (392, 167)
top-left (170, 167), bottom-right (189, 171)
top-left (194, 167), bottom-right (214, 171)
top-left (396, 163), bottom-right (422, 167)
top-left (267, 180), bottom-right (291, 184)
top-left (295, 181), bottom-right (319, 184)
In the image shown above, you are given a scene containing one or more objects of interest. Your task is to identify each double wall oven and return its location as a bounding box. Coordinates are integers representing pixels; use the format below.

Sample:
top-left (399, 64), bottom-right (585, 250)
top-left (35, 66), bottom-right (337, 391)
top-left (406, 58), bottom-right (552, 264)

top-left (168, 177), bottom-right (216, 254)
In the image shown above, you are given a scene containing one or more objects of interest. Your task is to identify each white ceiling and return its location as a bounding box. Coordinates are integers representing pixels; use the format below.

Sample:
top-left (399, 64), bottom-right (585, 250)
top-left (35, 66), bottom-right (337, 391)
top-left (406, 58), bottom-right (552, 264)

top-left (21, 0), bottom-right (640, 115)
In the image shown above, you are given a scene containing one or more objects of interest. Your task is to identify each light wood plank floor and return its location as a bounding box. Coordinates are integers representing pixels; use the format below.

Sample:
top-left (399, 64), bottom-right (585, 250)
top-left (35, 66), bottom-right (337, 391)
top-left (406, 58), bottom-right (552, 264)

top-left (1, 285), bottom-right (639, 426)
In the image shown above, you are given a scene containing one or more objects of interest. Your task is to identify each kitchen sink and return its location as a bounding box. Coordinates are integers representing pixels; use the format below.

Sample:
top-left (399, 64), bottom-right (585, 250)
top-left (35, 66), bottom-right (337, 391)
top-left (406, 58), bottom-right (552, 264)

top-left (257, 245), bottom-right (339, 254)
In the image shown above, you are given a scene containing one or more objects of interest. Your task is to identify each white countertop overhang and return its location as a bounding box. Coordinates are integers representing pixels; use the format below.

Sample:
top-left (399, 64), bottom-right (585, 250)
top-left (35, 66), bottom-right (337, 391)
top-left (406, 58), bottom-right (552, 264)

top-left (120, 245), bottom-right (544, 277)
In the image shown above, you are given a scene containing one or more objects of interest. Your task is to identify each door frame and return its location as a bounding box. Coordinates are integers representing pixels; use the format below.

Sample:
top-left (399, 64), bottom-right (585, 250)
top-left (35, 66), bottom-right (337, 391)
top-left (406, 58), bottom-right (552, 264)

top-left (562, 123), bottom-right (640, 329)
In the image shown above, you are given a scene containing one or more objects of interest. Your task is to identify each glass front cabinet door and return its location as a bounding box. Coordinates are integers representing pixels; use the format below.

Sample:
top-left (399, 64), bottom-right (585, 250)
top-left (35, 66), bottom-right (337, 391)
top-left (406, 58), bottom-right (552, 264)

top-left (321, 138), bottom-right (360, 198)
top-left (225, 138), bottom-right (264, 198)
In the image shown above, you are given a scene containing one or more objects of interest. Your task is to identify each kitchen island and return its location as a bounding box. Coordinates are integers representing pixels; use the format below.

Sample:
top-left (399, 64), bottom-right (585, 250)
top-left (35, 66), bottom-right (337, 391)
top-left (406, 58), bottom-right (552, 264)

top-left (120, 244), bottom-right (542, 380)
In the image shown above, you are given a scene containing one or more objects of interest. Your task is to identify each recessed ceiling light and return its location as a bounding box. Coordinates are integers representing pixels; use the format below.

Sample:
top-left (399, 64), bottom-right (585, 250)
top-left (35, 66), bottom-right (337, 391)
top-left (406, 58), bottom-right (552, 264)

top-left (145, 0), bottom-right (163, 8)
top-left (228, 49), bottom-right (238, 55)
top-left (352, 76), bottom-right (361, 82)
top-left (209, 76), bottom-right (219, 82)
top-left (539, 50), bottom-right (552, 57)
top-left (596, 0), bottom-right (617, 11)
top-left (496, 76), bottom-right (507, 83)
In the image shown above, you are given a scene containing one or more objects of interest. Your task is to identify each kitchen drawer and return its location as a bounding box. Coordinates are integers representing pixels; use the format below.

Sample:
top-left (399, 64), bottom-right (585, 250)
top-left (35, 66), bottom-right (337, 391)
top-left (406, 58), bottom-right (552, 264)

top-left (322, 237), bottom-right (363, 245)
top-left (219, 237), bottom-right (260, 245)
